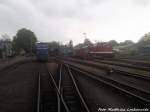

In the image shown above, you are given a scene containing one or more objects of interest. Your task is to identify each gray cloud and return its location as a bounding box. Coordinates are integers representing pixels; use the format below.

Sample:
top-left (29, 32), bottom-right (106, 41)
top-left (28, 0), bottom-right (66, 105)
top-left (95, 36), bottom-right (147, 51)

top-left (133, 0), bottom-right (150, 6)
top-left (0, 0), bottom-right (150, 44)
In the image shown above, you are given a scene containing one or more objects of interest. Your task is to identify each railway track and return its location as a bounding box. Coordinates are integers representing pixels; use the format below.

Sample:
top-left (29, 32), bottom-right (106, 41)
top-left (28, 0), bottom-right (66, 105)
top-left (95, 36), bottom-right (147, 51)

top-left (37, 64), bottom-right (59, 112)
top-left (37, 63), bottom-right (90, 112)
top-left (61, 64), bottom-right (90, 112)
top-left (67, 57), bottom-right (150, 72)
top-left (58, 58), bottom-right (150, 106)
top-left (67, 64), bottom-right (150, 107)
top-left (37, 59), bottom-right (150, 112)
top-left (60, 57), bottom-right (150, 81)
top-left (93, 59), bottom-right (150, 71)
top-left (103, 57), bottom-right (150, 67)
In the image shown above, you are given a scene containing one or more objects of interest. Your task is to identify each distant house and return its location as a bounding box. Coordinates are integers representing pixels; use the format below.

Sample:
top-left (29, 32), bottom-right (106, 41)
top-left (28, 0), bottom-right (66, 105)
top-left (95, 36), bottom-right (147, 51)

top-left (0, 40), bottom-right (12, 59)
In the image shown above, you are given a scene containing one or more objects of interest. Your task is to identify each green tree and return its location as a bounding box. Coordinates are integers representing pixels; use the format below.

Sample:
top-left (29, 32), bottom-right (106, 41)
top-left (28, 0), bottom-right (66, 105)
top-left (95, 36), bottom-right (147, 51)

top-left (83, 38), bottom-right (93, 46)
top-left (74, 43), bottom-right (84, 49)
top-left (119, 40), bottom-right (134, 46)
top-left (108, 40), bottom-right (118, 47)
top-left (13, 28), bottom-right (37, 53)
top-left (48, 41), bottom-right (60, 50)
top-left (12, 36), bottom-right (19, 54)
top-left (137, 32), bottom-right (150, 48)
top-left (68, 40), bottom-right (73, 48)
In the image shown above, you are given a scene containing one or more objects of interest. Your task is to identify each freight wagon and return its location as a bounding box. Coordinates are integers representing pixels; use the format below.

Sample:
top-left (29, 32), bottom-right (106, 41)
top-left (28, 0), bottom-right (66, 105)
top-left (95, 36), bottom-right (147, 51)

top-left (36, 42), bottom-right (49, 62)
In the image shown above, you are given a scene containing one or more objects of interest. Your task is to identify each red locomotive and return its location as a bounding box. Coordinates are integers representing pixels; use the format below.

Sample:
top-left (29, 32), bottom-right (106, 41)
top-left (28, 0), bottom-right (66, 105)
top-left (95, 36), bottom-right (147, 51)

top-left (74, 43), bottom-right (114, 59)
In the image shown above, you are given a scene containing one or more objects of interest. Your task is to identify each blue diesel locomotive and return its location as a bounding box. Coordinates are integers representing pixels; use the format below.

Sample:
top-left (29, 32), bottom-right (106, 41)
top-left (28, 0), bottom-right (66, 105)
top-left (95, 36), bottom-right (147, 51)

top-left (36, 42), bottom-right (49, 61)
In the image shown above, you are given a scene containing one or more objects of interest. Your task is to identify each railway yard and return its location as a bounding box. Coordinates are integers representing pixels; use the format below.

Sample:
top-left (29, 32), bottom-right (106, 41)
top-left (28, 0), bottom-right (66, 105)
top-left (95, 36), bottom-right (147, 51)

top-left (0, 57), bottom-right (150, 112)
top-left (1, 0), bottom-right (150, 111)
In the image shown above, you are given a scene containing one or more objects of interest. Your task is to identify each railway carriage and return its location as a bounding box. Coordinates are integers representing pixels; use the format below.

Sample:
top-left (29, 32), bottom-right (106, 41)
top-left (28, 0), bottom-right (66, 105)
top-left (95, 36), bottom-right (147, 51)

top-left (74, 43), bottom-right (114, 59)
top-left (36, 42), bottom-right (49, 62)
top-left (89, 43), bottom-right (114, 58)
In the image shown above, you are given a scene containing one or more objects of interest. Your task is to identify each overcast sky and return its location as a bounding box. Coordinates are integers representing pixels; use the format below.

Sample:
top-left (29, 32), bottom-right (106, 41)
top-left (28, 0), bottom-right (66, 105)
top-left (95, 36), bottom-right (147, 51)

top-left (0, 0), bottom-right (150, 44)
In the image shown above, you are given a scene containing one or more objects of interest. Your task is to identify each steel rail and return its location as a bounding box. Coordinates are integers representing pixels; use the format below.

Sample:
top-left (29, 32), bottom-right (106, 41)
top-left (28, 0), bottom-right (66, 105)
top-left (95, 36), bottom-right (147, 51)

top-left (66, 61), bottom-right (150, 96)
top-left (115, 69), bottom-right (150, 81)
top-left (59, 64), bottom-right (71, 112)
top-left (112, 58), bottom-right (150, 66)
top-left (59, 64), bottom-right (62, 92)
top-left (47, 68), bottom-right (70, 112)
top-left (93, 59), bottom-right (150, 71)
top-left (58, 64), bottom-right (62, 112)
top-left (66, 64), bottom-right (91, 112)
top-left (37, 72), bottom-right (41, 112)
top-left (68, 64), bottom-right (150, 105)
top-left (60, 64), bottom-right (89, 112)
top-left (62, 58), bottom-right (150, 81)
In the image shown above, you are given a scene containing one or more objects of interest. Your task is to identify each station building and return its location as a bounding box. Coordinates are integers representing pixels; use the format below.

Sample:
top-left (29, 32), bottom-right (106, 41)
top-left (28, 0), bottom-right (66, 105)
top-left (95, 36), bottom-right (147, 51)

top-left (0, 40), bottom-right (12, 59)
